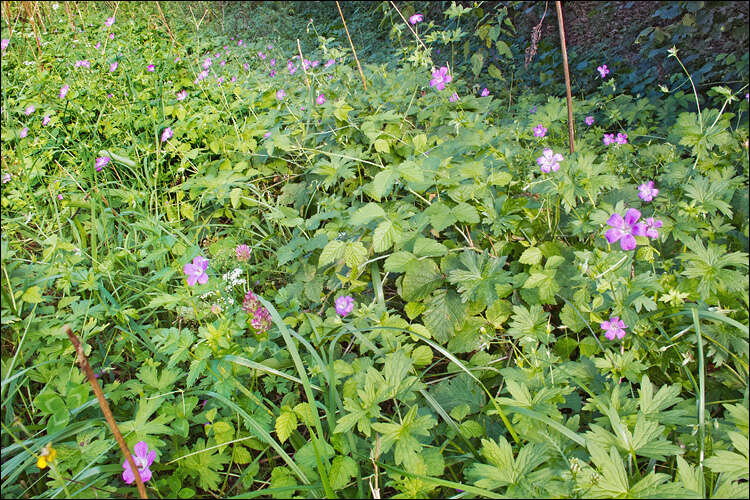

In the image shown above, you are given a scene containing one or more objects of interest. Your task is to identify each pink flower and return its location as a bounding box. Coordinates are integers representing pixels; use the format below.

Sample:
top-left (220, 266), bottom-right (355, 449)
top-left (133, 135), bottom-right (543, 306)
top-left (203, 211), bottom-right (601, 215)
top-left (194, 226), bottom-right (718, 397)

top-left (24, 105), bottom-right (35, 115)
top-left (449, 92), bottom-right (459, 102)
top-left (95, 156), bottom-right (110, 171)
top-left (1, 38), bottom-right (9, 52)
top-left (110, 61), bottom-right (118, 72)
top-left (585, 116), bottom-right (594, 126)
top-left (231, 76), bottom-right (236, 82)
top-left (605, 208), bottom-right (647, 251)
top-left (603, 133), bottom-right (615, 146)
top-left (270, 58), bottom-right (276, 67)
top-left (600, 316), bottom-right (627, 340)
top-left (57, 194), bottom-right (63, 200)
top-left (75, 60), bottom-right (90, 68)
top-left (183, 256), bottom-right (209, 286)
top-left (335, 295), bottom-right (354, 317)
top-left (203, 58), bottom-right (212, 69)
top-left (269, 69), bottom-right (276, 77)
top-left (109, 33), bottom-right (114, 39)
top-left (263, 132), bottom-right (271, 139)
top-left (216, 76), bottom-right (223, 85)
top-left (429, 66), bottom-right (452, 91)
top-left (238, 40), bottom-right (243, 46)
top-left (643, 217), bottom-right (662, 239)
top-left (536, 148), bottom-right (564, 173)
top-left (2, 173), bottom-right (11, 183)
top-left (95, 42), bottom-right (101, 50)
top-left (242, 290), bottom-right (260, 313)
top-left (615, 132), bottom-right (628, 145)
top-left (409, 13), bottom-right (423, 24)
top-left (251, 306), bottom-right (272, 333)
top-left (324, 59), bottom-right (335, 68)
top-left (316, 93), bottom-right (326, 105)
top-left (258, 51), bottom-right (266, 60)
top-left (42, 115), bottom-right (51, 126)
top-left (105, 16), bottom-right (115, 27)
top-left (267, 44), bottom-right (273, 49)
top-left (59, 84), bottom-right (70, 99)
top-left (638, 180), bottom-right (658, 202)
top-left (236, 244), bottom-right (251, 261)
top-left (122, 441), bottom-right (156, 485)
top-left (480, 87), bottom-right (490, 97)
top-left (147, 64), bottom-right (155, 72)
top-left (533, 124), bottom-right (547, 138)
top-left (161, 127), bottom-right (172, 142)
top-left (220, 60), bottom-right (226, 66)
top-left (597, 64), bottom-right (610, 78)
top-left (176, 90), bottom-right (187, 101)
top-left (19, 127), bottom-right (28, 138)
top-left (174, 57), bottom-right (180, 63)
top-left (276, 89), bottom-right (286, 100)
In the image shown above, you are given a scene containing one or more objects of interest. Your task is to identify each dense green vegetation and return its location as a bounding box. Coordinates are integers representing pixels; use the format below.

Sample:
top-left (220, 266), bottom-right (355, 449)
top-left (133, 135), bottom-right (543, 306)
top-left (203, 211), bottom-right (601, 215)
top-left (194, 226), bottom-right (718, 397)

top-left (1, 1), bottom-right (748, 498)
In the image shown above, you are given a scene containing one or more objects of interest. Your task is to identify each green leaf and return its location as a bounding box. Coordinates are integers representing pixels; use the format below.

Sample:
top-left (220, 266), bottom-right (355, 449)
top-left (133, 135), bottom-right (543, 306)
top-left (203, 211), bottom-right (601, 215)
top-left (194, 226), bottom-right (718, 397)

top-left (319, 240), bottom-right (346, 267)
top-left (507, 304), bottom-right (550, 344)
top-left (453, 202), bottom-right (479, 224)
top-left (495, 40), bottom-right (513, 59)
top-left (329, 455), bottom-right (358, 490)
top-left (385, 251), bottom-right (416, 273)
top-left (371, 169), bottom-right (399, 201)
top-left (401, 259), bottom-right (443, 302)
top-left (470, 52), bottom-right (484, 77)
top-left (374, 138), bottom-right (390, 153)
top-left (275, 411), bottom-right (297, 444)
top-left (373, 220), bottom-right (398, 253)
top-left (269, 467), bottom-right (298, 499)
top-left (519, 247), bottom-right (543, 266)
top-left (488, 64), bottom-right (503, 80)
top-left (411, 345), bottom-right (433, 367)
top-left (21, 286), bottom-right (43, 304)
top-left (413, 237), bottom-right (448, 257)
top-left (372, 406), bottom-right (435, 466)
top-left (344, 241), bottom-right (368, 269)
top-left (350, 203), bottom-right (385, 226)
top-left (423, 289), bottom-right (465, 343)
top-left (425, 202), bottom-right (457, 232)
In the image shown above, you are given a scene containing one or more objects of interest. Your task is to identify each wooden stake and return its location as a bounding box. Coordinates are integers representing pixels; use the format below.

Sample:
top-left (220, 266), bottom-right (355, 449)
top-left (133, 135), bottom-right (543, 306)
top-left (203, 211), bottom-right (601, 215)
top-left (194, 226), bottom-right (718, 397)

top-left (335, 1), bottom-right (366, 91)
top-left (555, 1), bottom-right (575, 154)
top-left (64, 325), bottom-right (148, 499)
top-left (297, 38), bottom-right (311, 91)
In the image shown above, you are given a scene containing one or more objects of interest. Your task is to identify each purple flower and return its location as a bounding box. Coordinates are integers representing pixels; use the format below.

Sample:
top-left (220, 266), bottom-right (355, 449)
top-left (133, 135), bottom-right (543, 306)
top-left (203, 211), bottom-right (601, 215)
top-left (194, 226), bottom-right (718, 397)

top-left (325, 59), bottom-right (335, 68)
top-left (449, 92), bottom-right (459, 102)
top-left (203, 57), bottom-right (212, 69)
top-left (95, 156), bottom-right (110, 171)
top-left (276, 89), bottom-right (286, 100)
top-left (529, 105), bottom-right (537, 114)
top-left (311, 60), bottom-right (319, 67)
top-left (605, 208), bottom-right (647, 251)
top-left (269, 69), bottom-right (276, 77)
top-left (195, 70), bottom-right (209, 83)
top-left (480, 87), bottom-right (490, 97)
top-left (251, 306), bottom-right (272, 333)
top-left (615, 132), bottom-right (628, 145)
top-left (216, 76), bottom-right (224, 85)
top-left (109, 32), bottom-right (114, 40)
top-left (597, 64), bottom-right (610, 78)
top-left (122, 441), bottom-right (156, 485)
top-left (74, 60), bottom-right (90, 68)
top-left (603, 133), bottom-right (615, 146)
top-left (176, 89), bottom-right (187, 101)
top-left (95, 42), bottom-right (101, 50)
top-left (533, 124), bottom-right (547, 138)
top-left (24, 105), bottom-right (35, 115)
top-left (161, 127), bottom-right (172, 142)
top-left (288, 62), bottom-right (297, 75)
top-left (585, 116), bottom-right (594, 126)
top-left (220, 60), bottom-right (226, 67)
top-left (335, 295), bottom-right (354, 317)
top-left (316, 93), bottom-right (326, 105)
top-left (19, 127), bottom-right (28, 138)
top-left (258, 51), bottom-right (266, 60)
top-left (109, 61), bottom-right (118, 72)
top-left (242, 290), bottom-right (260, 313)
top-left (409, 13), bottom-right (423, 24)
top-left (2, 173), bottom-right (11, 183)
top-left (429, 66), bottom-right (452, 91)
top-left (643, 217), bottom-right (662, 239)
top-left (231, 76), bottom-right (236, 83)
top-left (236, 244), bottom-right (251, 261)
top-left (238, 40), bottom-right (243, 46)
top-left (43, 114), bottom-right (51, 126)
top-left (244, 62), bottom-right (249, 71)
top-left (105, 16), bottom-right (115, 27)
top-left (536, 148), bottom-right (564, 173)
top-left (270, 58), bottom-right (276, 67)
top-left (107, 93), bottom-right (113, 98)
top-left (57, 194), bottom-right (63, 200)
top-left (1, 38), bottom-right (9, 52)
top-left (183, 256), bottom-right (209, 286)
top-left (638, 181), bottom-right (658, 202)
top-left (601, 316), bottom-right (627, 340)
top-left (267, 44), bottom-right (273, 49)
top-left (263, 132), bottom-right (271, 139)
top-left (147, 64), bottom-right (155, 72)
top-left (174, 57), bottom-right (180, 63)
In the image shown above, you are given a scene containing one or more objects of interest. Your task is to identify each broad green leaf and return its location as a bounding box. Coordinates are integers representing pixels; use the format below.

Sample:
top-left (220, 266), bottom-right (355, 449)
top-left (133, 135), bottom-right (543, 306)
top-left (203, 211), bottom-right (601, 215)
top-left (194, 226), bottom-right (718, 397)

top-left (401, 259), bottom-right (443, 302)
top-left (413, 237), bottom-right (448, 257)
top-left (350, 203), bottom-right (385, 226)
top-left (329, 455), bottom-right (358, 490)
top-left (384, 251), bottom-right (416, 273)
top-left (275, 411), bottom-right (297, 444)
top-left (319, 240), bottom-right (346, 267)
top-left (423, 289), bottom-right (465, 343)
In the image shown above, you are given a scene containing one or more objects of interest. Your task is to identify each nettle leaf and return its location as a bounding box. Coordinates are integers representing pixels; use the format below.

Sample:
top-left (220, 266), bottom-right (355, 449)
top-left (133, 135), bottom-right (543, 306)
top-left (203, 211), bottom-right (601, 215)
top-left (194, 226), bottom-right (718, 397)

top-left (401, 259), bottom-right (444, 302)
top-left (371, 406), bottom-right (436, 466)
top-left (344, 241), bottom-right (368, 269)
top-left (423, 288), bottom-right (465, 343)
top-left (373, 220), bottom-right (399, 253)
top-left (519, 247), bottom-right (543, 266)
top-left (507, 304), bottom-right (550, 345)
top-left (319, 240), bottom-right (346, 267)
top-left (453, 202), bottom-right (479, 223)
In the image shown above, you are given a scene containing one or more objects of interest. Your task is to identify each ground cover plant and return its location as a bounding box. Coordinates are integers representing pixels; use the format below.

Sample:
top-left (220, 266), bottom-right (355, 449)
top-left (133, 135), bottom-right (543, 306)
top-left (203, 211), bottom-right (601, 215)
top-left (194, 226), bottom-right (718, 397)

top-left (1, 1), bottom-right (748, 498)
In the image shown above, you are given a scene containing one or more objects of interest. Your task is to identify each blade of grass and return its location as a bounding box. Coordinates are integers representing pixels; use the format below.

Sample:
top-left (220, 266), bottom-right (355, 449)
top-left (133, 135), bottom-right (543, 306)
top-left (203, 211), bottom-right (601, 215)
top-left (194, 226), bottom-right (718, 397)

top-left (691, 307), bottom-right (707, 498)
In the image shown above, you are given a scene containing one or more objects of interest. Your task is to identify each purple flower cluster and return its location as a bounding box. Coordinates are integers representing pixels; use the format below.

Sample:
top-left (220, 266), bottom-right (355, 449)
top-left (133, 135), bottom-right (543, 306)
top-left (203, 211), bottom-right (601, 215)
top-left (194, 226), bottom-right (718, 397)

top-left (638, 180), bottom-right (658, 202)
top-left (603, 132), bottom-right (628, 146)
top-left (605, 208), bottom-right (662, 250)
top-left (243, 290), bottom-right (271, 333)
top-left (429, 66), bottom-right (452, 91)
top-left (95, 156), bottom-right (110, 172)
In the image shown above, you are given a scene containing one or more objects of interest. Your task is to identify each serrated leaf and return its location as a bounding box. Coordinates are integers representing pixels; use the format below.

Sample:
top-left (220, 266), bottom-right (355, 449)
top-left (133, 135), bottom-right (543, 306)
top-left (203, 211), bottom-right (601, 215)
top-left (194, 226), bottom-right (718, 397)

top-left (373, 220), bottom-right (397, 253)
top-left (453, 202), bottom-right (479, 223)
top-left (423, 289), bottom-right (465, 343)
top-left (275, 411), bottom-right (297, 444)
top-left (413, 237), bottom-right (448, 257)
top-left (425, 202), bottom-right (457, 232)
top-left (374, 138), bottom-right (390, 153)
top-left (519, 247), bottom-right (543, 265)
top-left (344, 241), bottom-right (368, 269)
top-left (401, 259), bottom-right (443, 302)
top-left (350, 203), bottom-right (385, 226)
top-left (319, 240), bottom-right (346, 267)
top-left (384, 251), bottom-right (416, 273)
top-left (330, 455), bottom-right (358, 490)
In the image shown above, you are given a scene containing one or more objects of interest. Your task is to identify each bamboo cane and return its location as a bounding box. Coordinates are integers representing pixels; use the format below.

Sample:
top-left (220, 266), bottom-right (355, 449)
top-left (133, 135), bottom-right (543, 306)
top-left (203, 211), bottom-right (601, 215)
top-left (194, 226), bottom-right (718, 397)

top-left (555, 1), bottom-right (575, 154)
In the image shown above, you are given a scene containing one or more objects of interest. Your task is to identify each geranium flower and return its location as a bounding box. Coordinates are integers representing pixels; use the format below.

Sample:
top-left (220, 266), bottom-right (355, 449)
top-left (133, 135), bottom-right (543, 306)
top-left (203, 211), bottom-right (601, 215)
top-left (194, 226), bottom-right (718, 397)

top-left (270, 58), bottom-right (276, 67)
top-left (597, 64), bottom-right (610, 78)
top-left (269, 69), bottom-right (276, 77)
top-left (95, 42), bottom-right (101, 50)
top-left (449, 92), bottom-right (459, 102)
top-left (176, 89), bottom-right (187, 101)
top-left (95, 156), bottom-right (110, 171)
top-left (216, 76), bottom-right (223, 85)
top-left (536, 148), bottom-right (564, 173)
top-left (109, 61), bottom-right (118, 72)
top-left (59, 84), bottom-right (69, 98)
top-left (276, 89), bottom-right (286, 100)
top-left (533, 124), bottom-right (547, 137)
top-left (251, 306), bottom-right (272, 333)
top-left (122, 441), bottom-right (156, 485)
top-left (24, 105), bottom-right (35, 115)
top-left (429, 66), bottom-right (452, 91)
top-left (244, 62), bottom-right (249, 71)
top-left (480, 87), bottom-right (490, 97)
top-left (147, 64), bottom-right (155, 72)
top-left (335, 295), bottom-right (354, 317)
top-left (316, 93), bottom-right (326, 105)
top-left (109, 32), bottom-right (114, 39)
top-left (183, 256), bottom-right (209, 286)
top-left (105, 16), bottom-right (115, 27)
top-left (603, 133), bottom-right (615, 145)
top-left (409, 13), bottom-right (423, 24)
top-left (1, 38), bottom-right (9, 52)
top-left (601, 316), bottom-right (627, 340)
top-left (74, 60), bottom-right (90, 68)
top-left (2, 172), bottom-right (11, 183)
top-left (643, 217), bottom-right (662, 239)
top-left (615, 132), bottom-right (628, 145)
top-left (231, 76), bottom-right (236, 82)
top-left (220, 60), bottom-right (226, 66)
top-left (585, 116), bottom-right (594, 126)
top-left (638, 180), bottom-right (658, 202)
top-left (258, 51), bottom-right (265, 59)
top-left (605, 208), bottom-right (647, 251)
top-left (19, 127), bottom-right (28, 138)
top-left (324, 59), bottom-right (335, 68)
top-left (203, 57), bottom-right (212, 69)
top-left (43, 114), bottom-right (51, 126)
top-left (161, 127), bottom-right (172, 142)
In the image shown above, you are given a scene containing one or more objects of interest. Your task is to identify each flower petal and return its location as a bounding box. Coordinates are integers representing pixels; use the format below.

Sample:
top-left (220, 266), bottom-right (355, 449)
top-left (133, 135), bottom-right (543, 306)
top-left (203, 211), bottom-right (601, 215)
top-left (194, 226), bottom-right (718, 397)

top-left (146, 450), bottom-right (157, 467)
top-left (605, 228), bottom-right (624, 243)
top-left (619, 234), bottom-right (636, 251)
top-left (624, 208), bottom-right (641, 226)
top-left (606, 213), bottom-right (625, 229)
top-left (134, 441), bottom-right (149, 459)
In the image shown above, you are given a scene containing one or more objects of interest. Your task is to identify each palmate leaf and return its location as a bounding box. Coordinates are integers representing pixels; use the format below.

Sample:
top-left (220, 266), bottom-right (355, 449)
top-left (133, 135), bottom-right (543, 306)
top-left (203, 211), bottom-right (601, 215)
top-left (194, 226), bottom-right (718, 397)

top-left (447, 250), bottom-right (511, 305)
top-left (466, 436), bottom-right (549, 490)
top-left (179, 438), bottom-right (231, 492)
top-left (680, 236), bottom-right (748, 299)
top-left (371, 406), bottom-right (436, 466)
top-left (506, 304), bottom-right (549, 345)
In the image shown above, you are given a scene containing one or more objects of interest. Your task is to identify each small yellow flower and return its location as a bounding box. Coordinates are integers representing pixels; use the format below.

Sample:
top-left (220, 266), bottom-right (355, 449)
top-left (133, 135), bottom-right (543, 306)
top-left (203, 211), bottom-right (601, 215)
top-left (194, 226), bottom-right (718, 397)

top-left (37, 443), bottom-right (56, 469)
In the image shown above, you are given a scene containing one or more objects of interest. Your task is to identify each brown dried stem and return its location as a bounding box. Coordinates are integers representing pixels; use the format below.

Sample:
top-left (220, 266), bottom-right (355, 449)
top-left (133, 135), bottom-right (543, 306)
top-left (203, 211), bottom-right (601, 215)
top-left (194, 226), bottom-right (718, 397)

top-left (64, 325), bottom-right (148, 499)
top-left (335, 1), bottom-right (367, 91)
top-left (297, 38), bottom-right (311, 91)
top-left (555, 1), bottom-right (575, 153)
